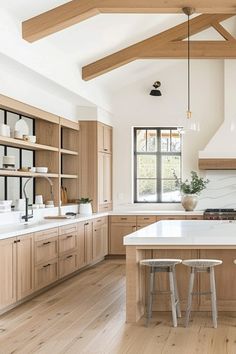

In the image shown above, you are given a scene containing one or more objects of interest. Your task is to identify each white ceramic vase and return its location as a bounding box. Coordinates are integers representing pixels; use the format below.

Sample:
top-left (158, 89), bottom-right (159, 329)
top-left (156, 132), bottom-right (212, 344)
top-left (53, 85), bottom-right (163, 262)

top-left (181, 194), bottom-right (198, 211)
top-left (79, 203), bottom-right (92, 215)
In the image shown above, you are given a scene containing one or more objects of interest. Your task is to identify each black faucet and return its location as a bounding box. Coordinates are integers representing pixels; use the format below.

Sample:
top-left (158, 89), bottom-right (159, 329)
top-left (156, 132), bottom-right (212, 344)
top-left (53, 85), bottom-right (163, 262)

top-left (22, 176), bottom-right (54, 223)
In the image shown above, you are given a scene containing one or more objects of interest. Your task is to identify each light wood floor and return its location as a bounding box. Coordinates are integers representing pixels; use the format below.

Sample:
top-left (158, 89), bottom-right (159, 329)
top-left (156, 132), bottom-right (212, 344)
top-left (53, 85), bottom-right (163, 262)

top-left (1, 259), bottom-right (236, 354)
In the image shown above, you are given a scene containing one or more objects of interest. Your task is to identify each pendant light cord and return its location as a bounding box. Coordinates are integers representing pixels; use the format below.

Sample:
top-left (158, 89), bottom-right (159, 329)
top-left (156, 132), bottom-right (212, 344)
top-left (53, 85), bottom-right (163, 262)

top-left (187, 13), bottom-right (190, 114)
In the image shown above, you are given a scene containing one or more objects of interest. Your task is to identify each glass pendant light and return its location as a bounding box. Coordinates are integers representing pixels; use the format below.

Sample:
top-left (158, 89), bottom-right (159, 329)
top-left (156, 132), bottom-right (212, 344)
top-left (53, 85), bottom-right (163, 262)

top-left (183, 7), bottom-right (200, 132)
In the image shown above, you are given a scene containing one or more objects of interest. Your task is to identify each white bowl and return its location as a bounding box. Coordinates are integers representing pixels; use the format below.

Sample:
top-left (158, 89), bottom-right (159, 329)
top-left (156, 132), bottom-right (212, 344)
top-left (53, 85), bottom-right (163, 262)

top-left (36, 167), bottom-right (48, 173)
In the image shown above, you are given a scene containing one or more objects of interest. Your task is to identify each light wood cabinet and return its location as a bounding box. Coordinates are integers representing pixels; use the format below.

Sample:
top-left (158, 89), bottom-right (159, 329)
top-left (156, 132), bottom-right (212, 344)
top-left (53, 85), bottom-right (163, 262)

top-left (58, 224), bottom-right (77, 256)
top-left (79, 121), bottom-right (113, 213)
top-left (110, 222), bottom-right (137, 255)
top-left (0, 238), bottom-right (17, 310)
top-left (136, 215), bottom-right (156, 230)
top-left (98, 122), bottom-right (112, 153)
top-left (77, 222), bottom-right (86, 269)
top-left (92, 217), bottom-right (108, 261)
top-left (98, 152), bottom-right (112, 210)
top-left (17, 234), bottom-right (34, 300)
top-left (59, 252), bottom-right (78, 279)
top-left (85, 221), bottom-right (93, 265)
top-left (35, 259), bottom-right (58, 291)
top-left (34, 236), bottom-right (58, 266)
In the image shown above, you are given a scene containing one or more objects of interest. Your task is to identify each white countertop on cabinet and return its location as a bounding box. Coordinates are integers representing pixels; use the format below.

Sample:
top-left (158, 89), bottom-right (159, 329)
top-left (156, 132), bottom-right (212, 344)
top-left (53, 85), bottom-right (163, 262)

top-left (0, 213), bottom-right (108, 240)
top-left (124, 220), bottom-right (236, 246)
top-left (110, 210), bottom-right (203, 216)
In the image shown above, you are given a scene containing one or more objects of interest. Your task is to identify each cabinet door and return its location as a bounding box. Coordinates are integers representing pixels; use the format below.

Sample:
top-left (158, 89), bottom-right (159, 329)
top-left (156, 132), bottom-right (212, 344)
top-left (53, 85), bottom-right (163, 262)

top-left (136, 216), bottom-right (156, 230)
top-left (85, 222), bottom-right (93, 265)
top-left (17, 234), bottom-right (34, 300)
top-left (34, 236), bottom-right (58, 265)
top-left (59, 253), bottom-right (78, 279)
top-left (77, 222), bottom-right (86, 269)
top-left (35, 259), bottom-right (58, 291)
top-left (0, 238), bottom-right (17, 310)
top-left (102, 217), bottom-right (108, 256)
top-left (97, 123), bottom-right (104, 152)
top-left (59, 232), bottom-right (77, 256)
top-left (110, 223), bottom-right (136, 255)
top-left (98, 153), bottom-right (112, 210)
top-left (93, 224), bottom-right (104, 261)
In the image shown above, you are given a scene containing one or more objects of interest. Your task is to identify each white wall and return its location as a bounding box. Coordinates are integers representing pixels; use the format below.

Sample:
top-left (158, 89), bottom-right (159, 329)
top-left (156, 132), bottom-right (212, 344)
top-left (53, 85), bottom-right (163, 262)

top-left (110, 60), bottom-right (224, 210)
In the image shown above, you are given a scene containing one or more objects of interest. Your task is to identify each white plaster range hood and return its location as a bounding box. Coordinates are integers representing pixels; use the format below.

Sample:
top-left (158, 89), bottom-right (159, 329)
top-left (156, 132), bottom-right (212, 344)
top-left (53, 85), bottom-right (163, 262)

top-left (199, 61), bottom-right (236, 170)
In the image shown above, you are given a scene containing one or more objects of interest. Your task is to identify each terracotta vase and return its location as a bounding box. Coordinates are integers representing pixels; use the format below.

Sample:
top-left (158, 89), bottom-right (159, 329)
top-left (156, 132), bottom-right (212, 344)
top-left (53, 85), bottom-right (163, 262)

top-left (181, 194), bottom-right (198, 211)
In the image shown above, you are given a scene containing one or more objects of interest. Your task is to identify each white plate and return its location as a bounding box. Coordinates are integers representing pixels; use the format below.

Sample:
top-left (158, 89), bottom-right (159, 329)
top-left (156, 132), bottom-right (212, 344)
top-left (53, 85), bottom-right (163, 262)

top-left (15, 119), bottom-right (29, 136)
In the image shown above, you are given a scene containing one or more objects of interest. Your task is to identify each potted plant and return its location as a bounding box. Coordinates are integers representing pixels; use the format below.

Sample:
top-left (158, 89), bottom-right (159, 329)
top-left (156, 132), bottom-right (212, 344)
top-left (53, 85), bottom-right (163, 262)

top-left (79, 197), bottom-right (93, 215)
top-left (173, 171), bottom-right (209, 211)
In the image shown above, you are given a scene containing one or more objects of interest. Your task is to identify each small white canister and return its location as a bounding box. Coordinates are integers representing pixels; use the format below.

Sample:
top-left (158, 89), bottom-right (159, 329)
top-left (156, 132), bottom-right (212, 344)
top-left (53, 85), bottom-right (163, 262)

top-left (79, 203), bottom-right (92, 215)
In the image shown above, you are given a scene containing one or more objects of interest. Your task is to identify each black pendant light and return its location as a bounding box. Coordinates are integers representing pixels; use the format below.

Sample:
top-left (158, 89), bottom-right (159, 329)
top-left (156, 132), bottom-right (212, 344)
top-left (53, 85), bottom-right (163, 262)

top-left (150, 81), bottom-right (162, 96)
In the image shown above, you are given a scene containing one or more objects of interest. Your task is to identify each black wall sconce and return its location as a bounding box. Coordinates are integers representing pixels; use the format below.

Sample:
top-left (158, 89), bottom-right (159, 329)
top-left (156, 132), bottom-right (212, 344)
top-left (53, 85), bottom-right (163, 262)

top-left (150, 81), bottom-right (162, 96)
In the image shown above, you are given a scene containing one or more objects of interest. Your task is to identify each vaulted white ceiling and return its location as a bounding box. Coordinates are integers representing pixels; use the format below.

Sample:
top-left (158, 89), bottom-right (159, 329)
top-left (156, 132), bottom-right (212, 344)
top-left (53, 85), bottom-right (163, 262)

top-left (0, 1), bottom-right (236, 103)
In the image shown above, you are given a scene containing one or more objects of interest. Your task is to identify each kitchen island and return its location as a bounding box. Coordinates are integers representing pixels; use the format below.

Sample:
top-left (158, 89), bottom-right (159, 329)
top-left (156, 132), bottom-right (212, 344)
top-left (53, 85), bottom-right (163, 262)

top-left (124, 220), bottom-right (236, 323)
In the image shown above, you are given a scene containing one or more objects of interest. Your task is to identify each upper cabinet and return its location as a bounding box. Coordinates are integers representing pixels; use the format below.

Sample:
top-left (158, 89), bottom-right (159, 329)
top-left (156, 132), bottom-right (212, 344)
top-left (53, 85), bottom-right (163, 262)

top-left (98, 122), bottom-right (112, 154)
top-left (79, 121), bottom-right (113, 213)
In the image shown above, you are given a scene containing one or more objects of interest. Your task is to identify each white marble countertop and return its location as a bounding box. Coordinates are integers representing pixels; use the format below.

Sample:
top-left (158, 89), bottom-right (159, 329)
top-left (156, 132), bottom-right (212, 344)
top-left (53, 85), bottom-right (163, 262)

top-left (124, 220), bottom-right (236, 246)
top-left (0, 213), bottom-right (108, 240)
top-left (110, 210), bottom-right (203, 216)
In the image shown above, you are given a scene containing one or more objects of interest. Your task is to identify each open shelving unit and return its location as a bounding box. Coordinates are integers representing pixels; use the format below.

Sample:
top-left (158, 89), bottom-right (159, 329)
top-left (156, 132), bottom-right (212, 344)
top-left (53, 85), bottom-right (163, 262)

top-left (0, 94), bottom-right (79, 209)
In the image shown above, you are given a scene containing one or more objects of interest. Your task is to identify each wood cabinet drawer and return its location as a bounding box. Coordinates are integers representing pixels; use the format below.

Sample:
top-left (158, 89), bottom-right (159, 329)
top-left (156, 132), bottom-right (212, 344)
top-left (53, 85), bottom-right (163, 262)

top-left (34, 227), bottom-right (58, 241)
top-left (35, 259), bottom-right (58, 290)
top-left (93, 217), bottom-right (105, 226)
top-left (137, 216), bottom-right (156, 224)
top-left (110, 216), bottom-right (137, 223)
top-left (59, 252), bottom-right (78, 279)
top-left (156, 215), bottom-right (185, 221)
top-left (59, 232), bottom-right (77, 255)
top-left (185, 215), bottom-right (203, 220)
top-left (34, 236), bottom-right (58, 265)
top-left (59, 223), bottom-right (77, 235)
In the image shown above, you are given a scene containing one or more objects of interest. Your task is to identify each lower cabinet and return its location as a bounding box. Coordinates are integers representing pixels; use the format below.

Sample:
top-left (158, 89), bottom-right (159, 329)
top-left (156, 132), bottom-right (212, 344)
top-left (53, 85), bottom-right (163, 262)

top-left (0, 237), bottom-right (17, 310)
top-left (17, 233), bottom-right (34, 300)
top-left (35, 259), bottom-right (58, 291)
top-left (0, 216), bottom-right (107, 313)
top-left (59, 252), bottom-right (78, 279)
top-left (109, 216), bottom-right (137, 255)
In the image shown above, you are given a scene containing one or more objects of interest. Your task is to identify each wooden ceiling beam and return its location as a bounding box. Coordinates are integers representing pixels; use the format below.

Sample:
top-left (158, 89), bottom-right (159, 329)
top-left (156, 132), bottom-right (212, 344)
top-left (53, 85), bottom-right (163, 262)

top-left (82, 14), bottom-right (234, 80)
top-left (22, 1), bottom-right (236, 42)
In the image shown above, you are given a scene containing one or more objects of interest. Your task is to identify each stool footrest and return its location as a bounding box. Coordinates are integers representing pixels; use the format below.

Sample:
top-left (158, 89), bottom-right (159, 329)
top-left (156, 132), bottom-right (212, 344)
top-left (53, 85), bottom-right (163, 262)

top-left (191, 291), bottom-right (212, 296)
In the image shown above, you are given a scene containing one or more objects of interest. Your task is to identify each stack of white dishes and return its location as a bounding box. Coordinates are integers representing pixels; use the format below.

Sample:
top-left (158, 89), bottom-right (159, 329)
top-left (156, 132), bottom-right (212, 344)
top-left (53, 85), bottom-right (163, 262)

top-left (0, 200), bottom-right (12, 213)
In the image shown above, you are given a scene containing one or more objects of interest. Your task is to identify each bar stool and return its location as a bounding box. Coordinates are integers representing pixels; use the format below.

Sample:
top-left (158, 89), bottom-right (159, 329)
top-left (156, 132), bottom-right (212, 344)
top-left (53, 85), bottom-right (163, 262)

top-left (183, 259), bottom-right (222, 328)
top-left (140, 259), bottom-right (182, 327)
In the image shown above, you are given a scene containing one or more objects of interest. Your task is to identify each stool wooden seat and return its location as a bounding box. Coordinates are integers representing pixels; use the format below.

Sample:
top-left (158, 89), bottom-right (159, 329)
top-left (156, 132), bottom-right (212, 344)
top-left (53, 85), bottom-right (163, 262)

top-left (183, 259), bottom-right (223, 328)
top-left (140, 258), bottom-right (182, 327)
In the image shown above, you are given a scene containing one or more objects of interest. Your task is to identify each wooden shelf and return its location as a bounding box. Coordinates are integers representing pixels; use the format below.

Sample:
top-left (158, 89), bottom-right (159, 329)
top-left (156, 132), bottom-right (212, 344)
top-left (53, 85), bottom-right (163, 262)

top-left (0, 170), bottom-right (59, 178)
top-left (0, 136), bottom-right (59, 152)
top-left (60, 148), bottom-right (78, 156)
top-left (61, 174), bottom-right (78, 179)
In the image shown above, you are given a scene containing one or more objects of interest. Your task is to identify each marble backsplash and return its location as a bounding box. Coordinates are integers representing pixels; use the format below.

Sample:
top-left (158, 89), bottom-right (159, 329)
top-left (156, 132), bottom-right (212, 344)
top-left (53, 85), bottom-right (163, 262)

top-left (197, 170), bottom-right (236, 209)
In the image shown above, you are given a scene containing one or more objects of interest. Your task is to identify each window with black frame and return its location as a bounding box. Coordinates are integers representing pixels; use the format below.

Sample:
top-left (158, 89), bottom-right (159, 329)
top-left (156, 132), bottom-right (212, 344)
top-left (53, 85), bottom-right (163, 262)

top-left (134, 128), bottom-right (182, 203)
top-left (0, 109), bottom-right (35, 206)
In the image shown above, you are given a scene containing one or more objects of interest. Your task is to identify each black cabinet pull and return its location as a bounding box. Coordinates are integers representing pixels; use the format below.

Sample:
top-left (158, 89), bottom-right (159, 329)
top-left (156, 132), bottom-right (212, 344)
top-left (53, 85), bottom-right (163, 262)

top-left (43, 241), bottom-right (51, 245)
top-left (104, 148), bottom-right (108, 151)
top-left (104, 200), bottom-right (108, 202)
top-left (66, 255), bottom-right (73, 259)
top-left (84, 222), bottom-right (89, 226)
top-left (66, 235), bottom-right (73, 239)
top-left (14, 240), bottom-right (21, 243)
top-left (43, 263), bottom-right (51, 268)
top-left (121, 217), bottom-right (127, 220)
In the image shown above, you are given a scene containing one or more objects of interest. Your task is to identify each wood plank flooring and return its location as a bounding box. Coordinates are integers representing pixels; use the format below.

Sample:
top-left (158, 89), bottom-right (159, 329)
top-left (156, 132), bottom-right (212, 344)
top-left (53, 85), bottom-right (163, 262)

top-left (1, 259), bottom-right (236, 354)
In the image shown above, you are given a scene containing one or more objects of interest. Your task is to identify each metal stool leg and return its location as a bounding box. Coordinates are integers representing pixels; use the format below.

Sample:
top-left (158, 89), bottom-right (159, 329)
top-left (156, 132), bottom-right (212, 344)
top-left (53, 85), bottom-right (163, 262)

top-left (210, 267), bottom-right (217, 328)
top-left (173, 266), bottom-right (181, 318)
top-left (169, 269), bottom-right (178, 327)
top-left (185, 267), bottom-right (195, 327)
top-left (146, 267), bottom-right (154, 326)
